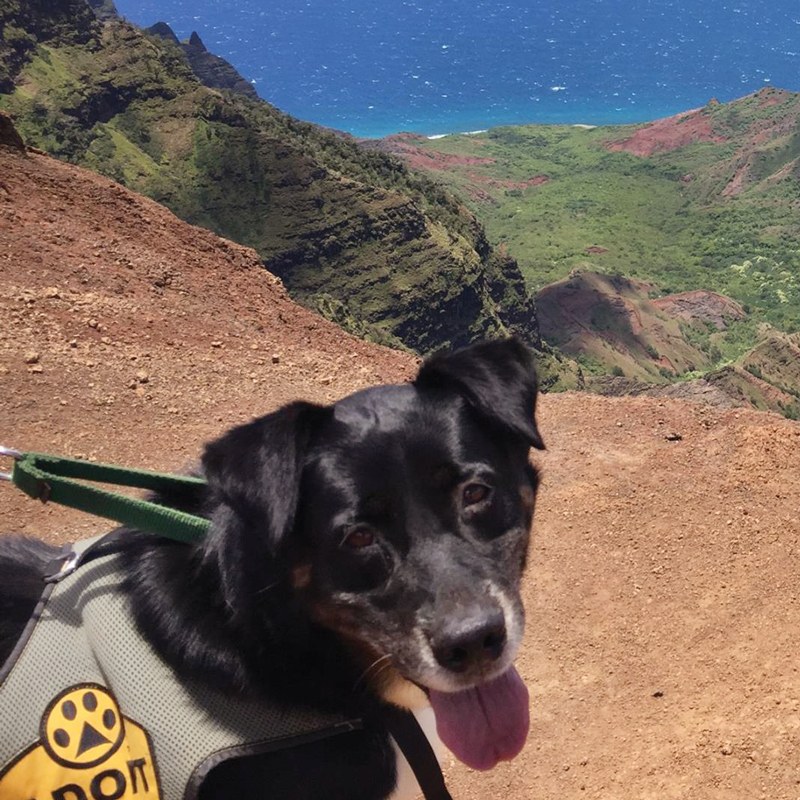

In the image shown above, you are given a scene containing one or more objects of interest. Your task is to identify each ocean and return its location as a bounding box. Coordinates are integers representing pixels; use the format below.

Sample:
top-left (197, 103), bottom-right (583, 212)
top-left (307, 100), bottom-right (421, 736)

top-left (113, 0), bottom-right (800, 138)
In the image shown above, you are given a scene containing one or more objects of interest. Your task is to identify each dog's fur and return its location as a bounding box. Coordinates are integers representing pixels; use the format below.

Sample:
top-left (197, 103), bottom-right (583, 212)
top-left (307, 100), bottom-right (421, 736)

top-left (0, 339), bottom-right (543, 800)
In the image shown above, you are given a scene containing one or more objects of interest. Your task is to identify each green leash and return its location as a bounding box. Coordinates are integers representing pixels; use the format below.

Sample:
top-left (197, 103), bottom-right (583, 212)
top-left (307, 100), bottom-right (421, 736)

top-left (1, 448), bottom-right (210, 544)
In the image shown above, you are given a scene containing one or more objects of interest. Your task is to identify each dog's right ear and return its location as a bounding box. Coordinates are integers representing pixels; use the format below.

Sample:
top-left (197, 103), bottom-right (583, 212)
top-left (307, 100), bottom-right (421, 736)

top-left (201, 402), bottom-right (329, 574)
top-left (414, 337), bottom-right (544, 450)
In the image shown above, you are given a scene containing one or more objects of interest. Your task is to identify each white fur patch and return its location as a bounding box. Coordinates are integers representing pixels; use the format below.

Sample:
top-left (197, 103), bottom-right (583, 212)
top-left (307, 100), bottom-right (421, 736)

top-left (388, 705), bottom-right (444, 800)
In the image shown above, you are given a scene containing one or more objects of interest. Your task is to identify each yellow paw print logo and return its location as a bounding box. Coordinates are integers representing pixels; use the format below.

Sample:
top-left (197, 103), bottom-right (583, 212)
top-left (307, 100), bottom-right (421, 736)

top-left (41, 684), bottom-right (125, 768)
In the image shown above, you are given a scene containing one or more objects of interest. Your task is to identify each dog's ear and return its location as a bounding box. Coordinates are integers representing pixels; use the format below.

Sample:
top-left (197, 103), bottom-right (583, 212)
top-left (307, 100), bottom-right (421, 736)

top-left (414, 338), bottom-right (544, 450)
top-left (200, 402), bottom-right (330, 614)
top-left (202, 402), bottom-right (329, 552)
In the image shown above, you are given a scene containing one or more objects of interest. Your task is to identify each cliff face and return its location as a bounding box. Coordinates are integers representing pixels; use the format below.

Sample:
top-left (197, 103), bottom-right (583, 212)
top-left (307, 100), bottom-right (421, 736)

top-left (146, 23), bottom-right (259, 100)
top-left (0, 0), bottom-right (543, 358)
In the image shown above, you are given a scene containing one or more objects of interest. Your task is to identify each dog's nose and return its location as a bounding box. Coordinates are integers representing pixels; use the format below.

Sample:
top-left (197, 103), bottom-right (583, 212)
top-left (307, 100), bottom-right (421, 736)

top-left (431, 609), bottom-right (507, 673)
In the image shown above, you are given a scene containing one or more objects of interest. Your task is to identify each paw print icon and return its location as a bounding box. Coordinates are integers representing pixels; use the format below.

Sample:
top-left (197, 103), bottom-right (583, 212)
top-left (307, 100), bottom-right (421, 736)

top-left (42, 684), bottom-right (125, 769)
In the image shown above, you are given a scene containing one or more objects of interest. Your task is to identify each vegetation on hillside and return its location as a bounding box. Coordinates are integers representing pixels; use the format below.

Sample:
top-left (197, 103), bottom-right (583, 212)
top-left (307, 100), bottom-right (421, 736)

top-left (0, 0), bottom-right (577, 383)
top-left (379, 90), bottom-right (800, 410)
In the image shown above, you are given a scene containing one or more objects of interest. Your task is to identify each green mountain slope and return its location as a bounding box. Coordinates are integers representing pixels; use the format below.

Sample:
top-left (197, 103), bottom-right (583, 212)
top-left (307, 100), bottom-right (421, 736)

top-left (0, 0), bottom-right (559, 367)
top-left (375, 91), bottom-right (800, 407)
top-left (376, 91), bottom-right (800, 335)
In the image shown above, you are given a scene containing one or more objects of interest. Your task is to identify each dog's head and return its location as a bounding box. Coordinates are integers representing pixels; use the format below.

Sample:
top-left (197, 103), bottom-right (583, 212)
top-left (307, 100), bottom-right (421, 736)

top-left (201, 338), bottom-right (543, 770)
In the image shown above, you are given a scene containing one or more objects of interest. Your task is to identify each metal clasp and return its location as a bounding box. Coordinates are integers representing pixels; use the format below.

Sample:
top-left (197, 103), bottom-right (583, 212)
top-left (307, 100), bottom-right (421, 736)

top-left (0, 446), bottom-right (22, 482)
top-left (43, 550), bottom-right (80, 584)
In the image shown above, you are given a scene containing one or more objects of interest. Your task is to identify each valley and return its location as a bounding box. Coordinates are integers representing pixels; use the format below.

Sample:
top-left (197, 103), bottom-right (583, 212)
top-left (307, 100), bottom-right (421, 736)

top-left (376, 94), bottom-right (800, 412)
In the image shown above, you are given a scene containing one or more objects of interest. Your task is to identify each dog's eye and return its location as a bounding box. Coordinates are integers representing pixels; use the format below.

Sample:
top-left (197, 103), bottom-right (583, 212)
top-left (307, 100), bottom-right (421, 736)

top-left (463, 483), bottom-right (491, 506)
top-left (341, 526), bottom-right (376, 549)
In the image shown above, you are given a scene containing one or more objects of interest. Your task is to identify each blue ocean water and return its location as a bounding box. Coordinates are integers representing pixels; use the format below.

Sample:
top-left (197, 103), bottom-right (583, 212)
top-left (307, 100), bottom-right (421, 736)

top-left (113, 0), bottom-right (800, 138)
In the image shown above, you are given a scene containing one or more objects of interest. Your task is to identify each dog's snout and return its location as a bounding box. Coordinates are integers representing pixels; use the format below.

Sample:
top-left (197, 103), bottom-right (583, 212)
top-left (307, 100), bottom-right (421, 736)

top-left (430, 608), bottom-right (507, 674)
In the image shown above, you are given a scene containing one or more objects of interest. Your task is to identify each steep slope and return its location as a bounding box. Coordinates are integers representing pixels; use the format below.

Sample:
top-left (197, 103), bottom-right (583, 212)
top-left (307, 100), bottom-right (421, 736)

top-left (2, 127), bottom-right (800, 800)
top-left (534, 271), bottom-right (744, 382)
top-left (0, 0), bottom-right (540, 357)
top-left (0, 119), bottom-right (415, 543)
top-left (586, 326), bottom-right (800, 418)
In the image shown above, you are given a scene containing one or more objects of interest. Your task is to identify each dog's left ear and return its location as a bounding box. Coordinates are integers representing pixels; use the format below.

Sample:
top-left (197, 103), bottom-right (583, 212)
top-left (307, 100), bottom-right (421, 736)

top-left (415, 338), bottom-right (545, 450)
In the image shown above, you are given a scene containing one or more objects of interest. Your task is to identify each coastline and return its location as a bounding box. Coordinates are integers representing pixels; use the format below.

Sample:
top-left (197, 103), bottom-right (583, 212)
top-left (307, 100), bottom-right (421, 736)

top-left (330, 103), bottom-right (695, 140)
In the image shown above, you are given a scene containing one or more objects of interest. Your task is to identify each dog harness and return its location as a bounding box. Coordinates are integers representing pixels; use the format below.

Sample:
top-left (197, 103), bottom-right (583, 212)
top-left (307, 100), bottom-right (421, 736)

top-left (0, 536), bottom-right (452, 800)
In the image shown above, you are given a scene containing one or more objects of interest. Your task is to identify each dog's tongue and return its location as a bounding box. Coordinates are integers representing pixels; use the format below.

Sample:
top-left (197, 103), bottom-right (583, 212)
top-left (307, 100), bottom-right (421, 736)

top-left (428, 666), bottom-right (529, 771)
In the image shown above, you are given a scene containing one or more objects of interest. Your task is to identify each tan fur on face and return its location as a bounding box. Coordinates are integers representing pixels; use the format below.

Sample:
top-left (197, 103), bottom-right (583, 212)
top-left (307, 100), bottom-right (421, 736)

top-left (291, 564), bottom-right (312, 589)
top-left (374, 667), bottom-right (429, 710)
top-left (303, 600), bottom-right (428, 710)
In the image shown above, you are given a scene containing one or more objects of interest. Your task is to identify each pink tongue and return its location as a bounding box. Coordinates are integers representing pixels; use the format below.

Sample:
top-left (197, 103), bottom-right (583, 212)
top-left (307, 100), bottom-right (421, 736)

top-left (428, 666), bottom-right (530, 771)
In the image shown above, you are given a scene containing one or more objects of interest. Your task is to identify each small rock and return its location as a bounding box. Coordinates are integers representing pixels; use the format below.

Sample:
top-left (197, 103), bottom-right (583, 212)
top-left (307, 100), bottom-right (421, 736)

top-left (24, 351), bottom-right (39, 364)
top-left (665, 432), bottom-right (683, 441)
top-left (721, 744), bottom-right (733, 755)
top-left (88, 319), bottom-right (98, 329)
top-left (616, 421), bottom-right (623, 427)
top-left (43, 286), bottom-right (61, 299)
top-left (211, 341), bottom-right (222, 348)
top-left (69, 339), bottom-right (78, 348)
top-left (29, 364), bottom-right (43, 373)
top-left (272, 354), bottom-right (280, 364)
top-left (100, 336), bottom-right (111, 345)
top-left (136, 370), bottom-right (149, 384)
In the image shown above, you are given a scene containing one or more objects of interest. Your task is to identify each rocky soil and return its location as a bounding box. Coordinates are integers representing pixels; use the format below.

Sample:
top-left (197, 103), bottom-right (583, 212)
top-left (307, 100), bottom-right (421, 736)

top-left (2, 135), bottom-right (800, 800)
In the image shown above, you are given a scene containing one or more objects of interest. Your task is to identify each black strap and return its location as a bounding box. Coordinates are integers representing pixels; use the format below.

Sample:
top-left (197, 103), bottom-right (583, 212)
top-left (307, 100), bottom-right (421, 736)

top-left (381, 705), bottom-right (454, 800)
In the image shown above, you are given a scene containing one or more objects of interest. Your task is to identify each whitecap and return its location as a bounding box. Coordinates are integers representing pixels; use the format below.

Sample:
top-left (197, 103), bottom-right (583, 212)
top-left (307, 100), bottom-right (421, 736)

top-left (551, 85), bottom-right (566, 91)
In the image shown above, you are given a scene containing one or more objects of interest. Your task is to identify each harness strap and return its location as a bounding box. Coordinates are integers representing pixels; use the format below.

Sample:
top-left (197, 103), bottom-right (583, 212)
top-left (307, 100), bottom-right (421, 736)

top-left (382, 706), bottom-right (454, 800)
top-left (9, 451), bottom-right (210, 544)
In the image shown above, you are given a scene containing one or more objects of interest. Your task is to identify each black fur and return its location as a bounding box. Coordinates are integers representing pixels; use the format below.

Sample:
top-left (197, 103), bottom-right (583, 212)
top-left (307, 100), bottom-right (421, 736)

top-left (0, 338), bottom-right (543, 800)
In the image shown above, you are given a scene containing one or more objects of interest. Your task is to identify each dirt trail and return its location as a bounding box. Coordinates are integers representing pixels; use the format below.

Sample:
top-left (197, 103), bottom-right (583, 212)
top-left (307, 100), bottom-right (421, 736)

top-left (2, 138), bottom-right (800, 800)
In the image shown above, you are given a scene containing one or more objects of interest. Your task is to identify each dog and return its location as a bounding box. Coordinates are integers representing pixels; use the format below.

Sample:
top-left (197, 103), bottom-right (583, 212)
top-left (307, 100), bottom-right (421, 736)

top-left (0, 338), bottom-right (544, 800)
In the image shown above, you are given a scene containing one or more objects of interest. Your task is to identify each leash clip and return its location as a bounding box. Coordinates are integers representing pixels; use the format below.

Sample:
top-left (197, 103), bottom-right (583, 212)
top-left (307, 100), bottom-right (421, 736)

top-left (0, 446), bottom-right (22, 482)
top-left (43, 550), bottom-right (80, 584)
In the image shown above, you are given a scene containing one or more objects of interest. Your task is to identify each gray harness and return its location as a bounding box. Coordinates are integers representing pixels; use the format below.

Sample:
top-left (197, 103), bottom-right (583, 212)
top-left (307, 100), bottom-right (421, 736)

top-left (0, 537), bottom-right (360, 800)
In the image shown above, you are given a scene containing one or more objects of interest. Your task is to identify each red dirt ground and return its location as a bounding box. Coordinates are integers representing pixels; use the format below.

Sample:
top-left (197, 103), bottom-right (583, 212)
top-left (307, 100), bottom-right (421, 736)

top-left (606, 108), bottom-right (727, 157)
top-left (2, 134), bottom-right (800, 800)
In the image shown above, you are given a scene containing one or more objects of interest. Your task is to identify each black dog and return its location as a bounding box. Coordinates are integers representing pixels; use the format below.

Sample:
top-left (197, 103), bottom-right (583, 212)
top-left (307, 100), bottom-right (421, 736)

top-left (0, 338), bottom-right (544, 800)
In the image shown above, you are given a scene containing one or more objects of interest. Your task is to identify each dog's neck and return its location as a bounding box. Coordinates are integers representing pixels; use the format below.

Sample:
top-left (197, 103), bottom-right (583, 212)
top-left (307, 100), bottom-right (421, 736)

top-left (121, 535), bottom-right (382, 718)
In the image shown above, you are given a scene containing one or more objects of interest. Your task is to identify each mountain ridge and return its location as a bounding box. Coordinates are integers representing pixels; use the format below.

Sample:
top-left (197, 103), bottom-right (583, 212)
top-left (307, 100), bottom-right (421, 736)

top-left (0, 0), bottom-right (568, 377)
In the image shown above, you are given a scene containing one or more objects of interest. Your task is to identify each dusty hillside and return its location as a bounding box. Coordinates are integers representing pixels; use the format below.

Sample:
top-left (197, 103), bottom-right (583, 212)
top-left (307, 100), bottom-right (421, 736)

top-left (0, 124), bottom-right (415, 538)
top-left (2, 134), bottom-right (800, 800)
top-left (535, 271), bottom-right (720, 381)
